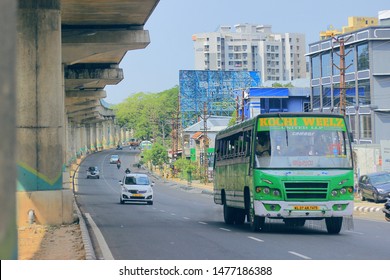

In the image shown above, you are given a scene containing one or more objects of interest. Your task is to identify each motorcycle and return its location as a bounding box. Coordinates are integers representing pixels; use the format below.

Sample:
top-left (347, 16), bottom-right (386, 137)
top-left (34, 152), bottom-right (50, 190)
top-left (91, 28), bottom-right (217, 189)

top-left (383, 195), bottom-right (390, 222)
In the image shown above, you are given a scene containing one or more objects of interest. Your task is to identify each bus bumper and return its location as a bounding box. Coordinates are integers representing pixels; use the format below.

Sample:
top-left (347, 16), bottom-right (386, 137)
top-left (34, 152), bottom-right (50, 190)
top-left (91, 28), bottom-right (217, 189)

top-left (254, 200), bottom-right (354, 218)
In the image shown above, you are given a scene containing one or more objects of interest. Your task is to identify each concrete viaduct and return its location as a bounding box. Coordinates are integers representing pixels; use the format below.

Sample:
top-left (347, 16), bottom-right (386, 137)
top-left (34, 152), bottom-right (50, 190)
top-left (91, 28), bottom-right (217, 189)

top-left (0, 0), bottom-right (160, 258)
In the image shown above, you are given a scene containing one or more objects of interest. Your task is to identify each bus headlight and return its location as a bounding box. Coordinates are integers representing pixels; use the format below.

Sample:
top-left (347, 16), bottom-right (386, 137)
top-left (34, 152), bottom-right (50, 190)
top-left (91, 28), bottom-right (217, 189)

top-left (340, 188), bottom-right (347, 195)
top-left (331, 190), bottom-right (338, 197)
top-left (273, 190), bottom-right (280, 196)
top-left (263, 187), bottom-right (270, 194)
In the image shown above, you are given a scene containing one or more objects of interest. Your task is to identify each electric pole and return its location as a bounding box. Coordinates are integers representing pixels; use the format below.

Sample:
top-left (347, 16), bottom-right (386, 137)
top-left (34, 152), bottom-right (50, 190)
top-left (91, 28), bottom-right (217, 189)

top-left (333, 36), bottom-right (352, 116)
top-left (202, 102), bottom-right (209, 184)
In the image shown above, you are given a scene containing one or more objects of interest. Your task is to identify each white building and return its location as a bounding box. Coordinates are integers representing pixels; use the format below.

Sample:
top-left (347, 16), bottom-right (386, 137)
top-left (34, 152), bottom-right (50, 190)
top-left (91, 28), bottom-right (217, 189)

top-left (192, 24), bottom-right (307, 82)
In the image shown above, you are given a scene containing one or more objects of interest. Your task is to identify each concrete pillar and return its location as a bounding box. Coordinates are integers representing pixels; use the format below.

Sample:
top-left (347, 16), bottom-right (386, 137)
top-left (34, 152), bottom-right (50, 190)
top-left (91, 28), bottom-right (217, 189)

top-left (0, 0), bottom-right (17, 260)
top-left (16, 1), bottom-right (73, 225)
top-left (74, 124), bottom-right (80, 159)
top-left (85, 124), bottom-right (91, 153)
top-left (67, 121), bottom-right (76, 163)
top-left (80, 124), bottom-right (87, 157)
top-left (102, 121), bottom-right (109, 149)
top-left (91, 123), bottom-right (97, 152)
top-left (122, 128), bottom-right (126, 144)
top-left (96, 122), bottom-right (103, 151)
top-left (109, 119), bottom-right (115, 148)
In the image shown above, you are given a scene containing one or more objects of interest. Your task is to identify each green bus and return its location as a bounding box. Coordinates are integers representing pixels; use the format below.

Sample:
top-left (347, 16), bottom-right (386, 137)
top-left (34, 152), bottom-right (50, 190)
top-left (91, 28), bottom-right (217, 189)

top-left (139, 140), bottom-right (152, 151)
top-left (213, 113), bottom-right (354, 234)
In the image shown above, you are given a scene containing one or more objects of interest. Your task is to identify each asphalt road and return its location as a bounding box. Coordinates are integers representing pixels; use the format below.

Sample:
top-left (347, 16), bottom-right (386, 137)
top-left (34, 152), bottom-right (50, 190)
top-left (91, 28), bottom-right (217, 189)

top-left (75, 148), bottom-right (390, 260)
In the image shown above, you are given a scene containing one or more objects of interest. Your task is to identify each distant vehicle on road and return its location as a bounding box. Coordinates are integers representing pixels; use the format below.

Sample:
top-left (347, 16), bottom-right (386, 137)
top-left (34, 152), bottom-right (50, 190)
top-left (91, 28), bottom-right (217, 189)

top-left (129, 138), bottom-right (139, 148)
top-left (139, 140), bottom-right (152, 150)
top-left (119, 173), bottom-right (154, 205)
top-left (109, 154), bottom-right (120, 164)
top-left (87, 166), bottom-right (100, 179)
top-left (358, 171), bottom-right (390, 203)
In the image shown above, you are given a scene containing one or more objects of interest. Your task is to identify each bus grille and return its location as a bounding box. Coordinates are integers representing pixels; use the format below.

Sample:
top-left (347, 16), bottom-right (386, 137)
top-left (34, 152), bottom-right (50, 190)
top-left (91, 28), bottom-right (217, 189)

top-left (284, 182), bottom-right (328, 200)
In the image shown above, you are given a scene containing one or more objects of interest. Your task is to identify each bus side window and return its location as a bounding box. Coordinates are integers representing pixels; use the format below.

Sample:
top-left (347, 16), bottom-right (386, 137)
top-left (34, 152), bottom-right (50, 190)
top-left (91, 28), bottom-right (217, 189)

top-left (244, 130), bottom-right (252, 157)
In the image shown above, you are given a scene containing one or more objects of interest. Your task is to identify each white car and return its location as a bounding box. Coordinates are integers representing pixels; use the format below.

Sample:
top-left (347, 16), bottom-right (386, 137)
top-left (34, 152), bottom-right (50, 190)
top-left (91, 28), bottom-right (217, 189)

top-left (109, 154), bottom-right (120, 164)
top-left (119, 173), bottom-right (154, 205)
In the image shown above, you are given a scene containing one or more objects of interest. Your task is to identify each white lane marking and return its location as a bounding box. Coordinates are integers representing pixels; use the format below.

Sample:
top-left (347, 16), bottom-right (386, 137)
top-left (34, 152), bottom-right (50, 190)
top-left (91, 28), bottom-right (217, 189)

top-left (219, 228), bottom-right (231, 232)
top-left (288, 251), bottom-right (311, 260)
top-left (248, 236), bottom-right (264, 242)
top-left (198, 221), bottom-right (208, 225)
top-left (85, 213), bottom-right (114, 260)
top-left (160, 210), bottom-right (166, 213)
top-left (183, 217), bottom-right (190, 220)
top-left (171, 213), bottom-right (176, 216)
top-left (102, 155), bottom-right (121, 194)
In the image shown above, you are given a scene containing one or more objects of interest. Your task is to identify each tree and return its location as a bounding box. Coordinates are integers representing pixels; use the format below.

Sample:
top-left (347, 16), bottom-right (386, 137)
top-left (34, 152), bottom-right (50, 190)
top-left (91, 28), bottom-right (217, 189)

top-left (113, 86), bottom-right (179, 143)
top-left (228, 110), bottom-right (237, 127)
top-left (272, 82), bottom-right (293, 88)
top-left (142, 143), bottom-right (169, 168)
top-left (173, 158), bottom-right (198, 180)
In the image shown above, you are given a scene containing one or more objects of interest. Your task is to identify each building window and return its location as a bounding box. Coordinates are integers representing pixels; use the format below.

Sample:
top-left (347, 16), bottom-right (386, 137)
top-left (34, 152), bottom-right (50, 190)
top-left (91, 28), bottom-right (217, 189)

top-left (312, 86), bottom-right (320, 109)
top-left (345, 47), bottom-right (355, 73)
top-left (357, 43), bottom-right (369, 71)
top-left (346, 114), bottom-right (357, 142)
top-left (345, 81), bottom-right (356, 106)
top-left (358, 79), bottom-right (371, 105)
top-left (322, 85), bottom-right (332, 107)
top-left (311, 55), bottom-right (320, 79)
top-left (321, 51), bottom-right (331, 77)
top-left (359, 114), bottom-right (372, 139)
top-left (303, 102), bottom-right (310, 112)
top-left (333, 83), bottom-right (340, 109)
top-left (332, 49), bottom-right (340, 76)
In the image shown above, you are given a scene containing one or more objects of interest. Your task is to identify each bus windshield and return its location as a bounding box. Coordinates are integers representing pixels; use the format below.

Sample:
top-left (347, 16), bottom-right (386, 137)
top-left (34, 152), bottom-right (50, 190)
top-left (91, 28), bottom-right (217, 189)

top-left (255, 126), bottom-right (353, 169)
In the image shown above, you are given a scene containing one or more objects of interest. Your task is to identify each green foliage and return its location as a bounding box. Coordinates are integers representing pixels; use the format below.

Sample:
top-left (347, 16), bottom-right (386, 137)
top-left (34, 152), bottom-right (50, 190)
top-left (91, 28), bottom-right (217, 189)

top-left (173, 158), bottom-right (197, 173)
top-left (228, 111), bottom-right (237, 127)
top-left (272, 82), bottom-right (294, 88)
top-left (142, 143), bottom-right (169, 167)
top-left (113, 86), bottom-right (179, 142)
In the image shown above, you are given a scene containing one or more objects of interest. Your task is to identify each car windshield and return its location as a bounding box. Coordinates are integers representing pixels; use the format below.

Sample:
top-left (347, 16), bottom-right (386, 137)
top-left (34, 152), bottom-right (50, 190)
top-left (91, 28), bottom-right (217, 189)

top-left (371, 173), bottom-right (390, 185)
top-left (88, 167), bottom-right (97, 171)
top-left (111, 155), bottom-right (119, 159)
top-left (125, 176), bottom-right (150, 185)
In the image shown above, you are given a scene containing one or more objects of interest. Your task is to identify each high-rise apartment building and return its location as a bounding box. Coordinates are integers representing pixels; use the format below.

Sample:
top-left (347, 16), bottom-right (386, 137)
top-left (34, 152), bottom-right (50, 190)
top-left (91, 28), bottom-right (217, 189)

top-left (192, 24), bottom-right (306, 82)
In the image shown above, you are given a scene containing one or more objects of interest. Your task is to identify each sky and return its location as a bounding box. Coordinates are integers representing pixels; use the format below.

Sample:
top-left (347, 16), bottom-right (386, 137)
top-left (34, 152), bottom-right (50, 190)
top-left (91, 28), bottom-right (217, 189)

top-left (104, 0), bottom-right (388, 104)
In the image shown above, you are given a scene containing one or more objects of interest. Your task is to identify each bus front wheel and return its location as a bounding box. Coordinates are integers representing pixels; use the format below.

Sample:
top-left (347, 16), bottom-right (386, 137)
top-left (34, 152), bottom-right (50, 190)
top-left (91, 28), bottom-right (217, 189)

top-left (325, 217), bottom-right (343, 234)
top-left (223, 203), bottom-right (235, 224)
top-left (249, 209), bottom-right (265, 232)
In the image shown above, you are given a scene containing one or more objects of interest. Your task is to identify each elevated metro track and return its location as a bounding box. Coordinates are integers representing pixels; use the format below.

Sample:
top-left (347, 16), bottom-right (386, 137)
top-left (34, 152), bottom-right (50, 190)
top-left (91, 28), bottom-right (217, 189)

top-left (60, 0), bottom-right (159, 120)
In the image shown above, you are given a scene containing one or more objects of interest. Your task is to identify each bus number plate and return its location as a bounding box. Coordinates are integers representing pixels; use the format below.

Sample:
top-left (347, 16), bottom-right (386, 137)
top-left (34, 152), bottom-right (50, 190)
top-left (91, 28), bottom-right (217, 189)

top-left (293, 206), bottom-right (319, 210)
